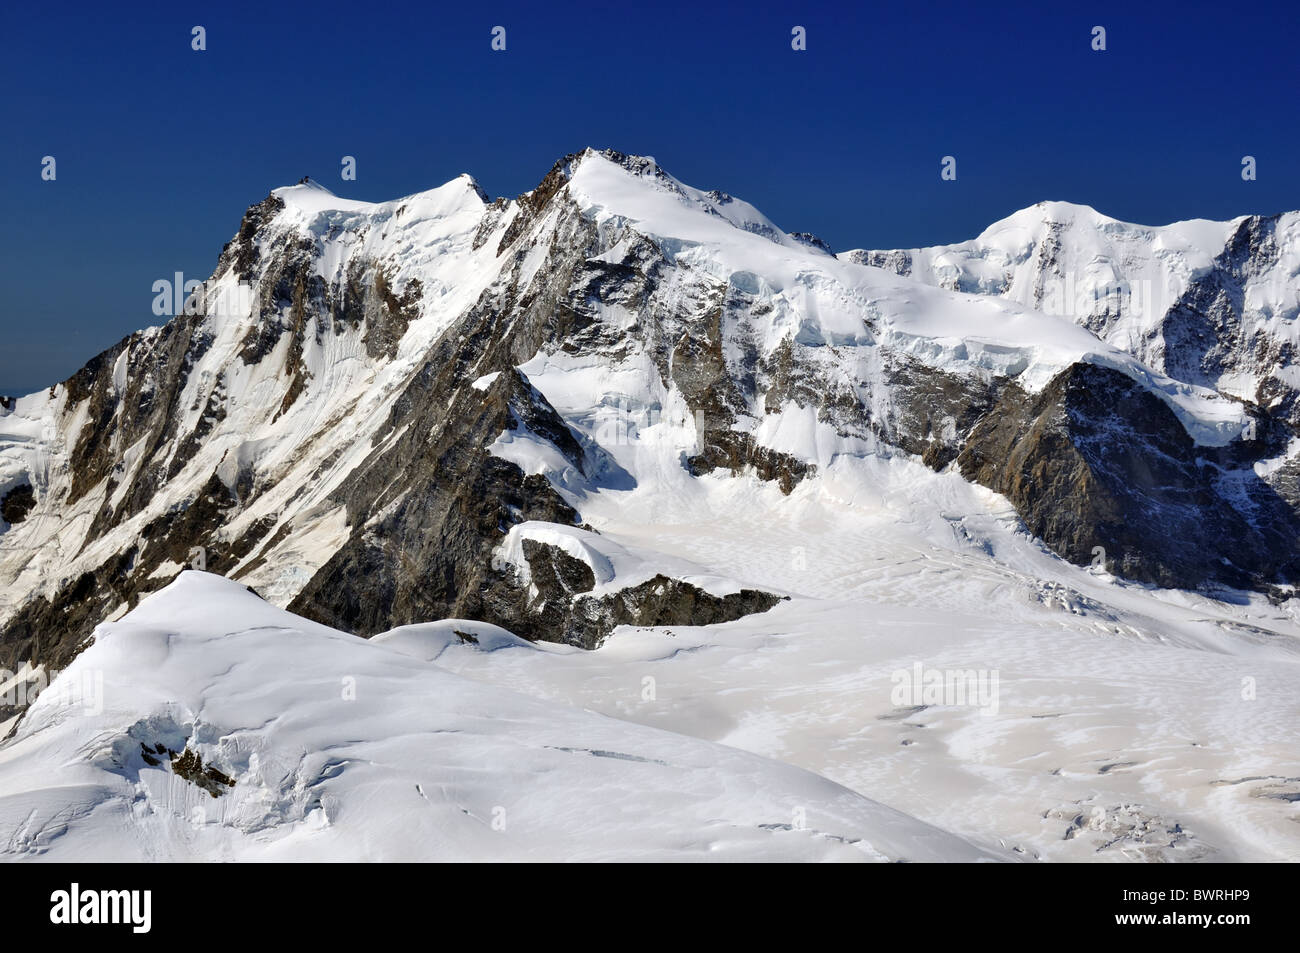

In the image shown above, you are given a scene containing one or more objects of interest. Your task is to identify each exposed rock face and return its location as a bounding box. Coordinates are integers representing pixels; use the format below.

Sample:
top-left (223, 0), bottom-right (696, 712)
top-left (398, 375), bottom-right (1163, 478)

top-left (0, 485), bottom-right (34, 525)
top-left (480, 539), bottom-right (784, 648)
top-left (686, 431), bottom-right (812, 494)
top-left (841, 248), bottom-right (913, 277)
top-left (789, 232), bottom-right (834, 255)
top-left (1155, 216), bottom-right (1300, 423)
top-left (285, 366), bottom-right (589, 636)
top-left (959, 363), bottom-right (1300, 591)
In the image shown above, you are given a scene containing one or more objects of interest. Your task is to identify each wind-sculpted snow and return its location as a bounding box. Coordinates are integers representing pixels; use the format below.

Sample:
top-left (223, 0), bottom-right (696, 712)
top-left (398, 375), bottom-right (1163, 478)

top-left (0, 572), bottom-right (1005, 862)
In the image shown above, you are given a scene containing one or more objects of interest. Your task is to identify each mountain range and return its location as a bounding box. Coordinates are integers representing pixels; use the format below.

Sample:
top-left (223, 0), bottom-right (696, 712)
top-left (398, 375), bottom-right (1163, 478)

top-left (1, 149), bottom-right (1297, 860)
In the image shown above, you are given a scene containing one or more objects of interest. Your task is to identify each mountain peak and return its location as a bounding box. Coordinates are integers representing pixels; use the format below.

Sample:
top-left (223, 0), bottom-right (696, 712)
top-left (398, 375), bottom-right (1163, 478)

top-left (270, 177), bottom-right (375, 216)
top-left (276, 176), bottom-right (337, 197)
top-left (984, 200), bottom-right (1118, 237)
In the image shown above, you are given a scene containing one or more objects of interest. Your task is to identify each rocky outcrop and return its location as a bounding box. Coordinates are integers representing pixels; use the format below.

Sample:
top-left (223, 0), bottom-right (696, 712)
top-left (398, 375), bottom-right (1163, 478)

top-left (958, 362), bottom-right (1300, 591)
top-left (842, 248), bottom-right (913, 277)
top-left (1155, 215), bottom-right (1300, 424)
top-left (0, 484), bottom-right (34, 525)
top-left (284, 364), bottom-right (588, 636)
top-left (686, 431), bottom-right (812, 494)
top-left (480, 538), bottom-right (784, 649)
top-left (789, 232), bottom-right (834, 255)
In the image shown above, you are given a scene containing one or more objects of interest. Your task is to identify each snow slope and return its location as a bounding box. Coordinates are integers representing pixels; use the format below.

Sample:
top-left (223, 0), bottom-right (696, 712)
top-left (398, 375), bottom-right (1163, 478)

top-left (401, 456), bottom-right (1300, 862)
top-left (0, 572), bottom-right (1004, 862)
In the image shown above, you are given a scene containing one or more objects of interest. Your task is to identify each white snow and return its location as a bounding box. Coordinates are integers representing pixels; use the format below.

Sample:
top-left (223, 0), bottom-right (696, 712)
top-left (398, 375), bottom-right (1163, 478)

top-left (436, 456), bottom-right (1300, 862)
top-left (0, 572), bottom-right (1003, 862)
top-left (493, 520), bottom-right (749, 599)
top-left (842, 201), bottom-right (1300, 413)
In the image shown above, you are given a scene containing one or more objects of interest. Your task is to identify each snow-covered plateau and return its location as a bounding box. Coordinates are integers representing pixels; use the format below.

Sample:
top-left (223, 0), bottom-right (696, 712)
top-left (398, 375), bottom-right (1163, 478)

top-left (0, 149), bottom-right (1297, 861)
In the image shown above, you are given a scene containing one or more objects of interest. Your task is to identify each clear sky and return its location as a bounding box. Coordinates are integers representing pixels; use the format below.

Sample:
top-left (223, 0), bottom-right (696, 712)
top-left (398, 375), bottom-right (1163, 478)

top-left (2, 0), bottom-right (1297, 395)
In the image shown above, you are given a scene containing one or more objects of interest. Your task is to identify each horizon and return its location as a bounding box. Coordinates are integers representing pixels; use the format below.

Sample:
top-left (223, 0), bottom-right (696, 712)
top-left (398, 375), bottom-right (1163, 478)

top-left (258, 150), bottom-right (1293, 228)
top-left (2, 0), bottom-right (1297, 394)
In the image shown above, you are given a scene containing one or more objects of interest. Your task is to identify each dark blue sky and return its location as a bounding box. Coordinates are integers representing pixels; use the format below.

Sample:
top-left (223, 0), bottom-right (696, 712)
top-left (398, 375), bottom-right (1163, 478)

top-left (2, 0), bottom-right (1297, 395)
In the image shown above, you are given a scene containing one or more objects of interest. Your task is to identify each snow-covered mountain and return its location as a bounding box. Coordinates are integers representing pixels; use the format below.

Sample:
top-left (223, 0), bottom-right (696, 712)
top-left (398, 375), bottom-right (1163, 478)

top-left (1, 150), bottom-right (1299, 861)
top-left (842, 200), bottom-right (1300, 424)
